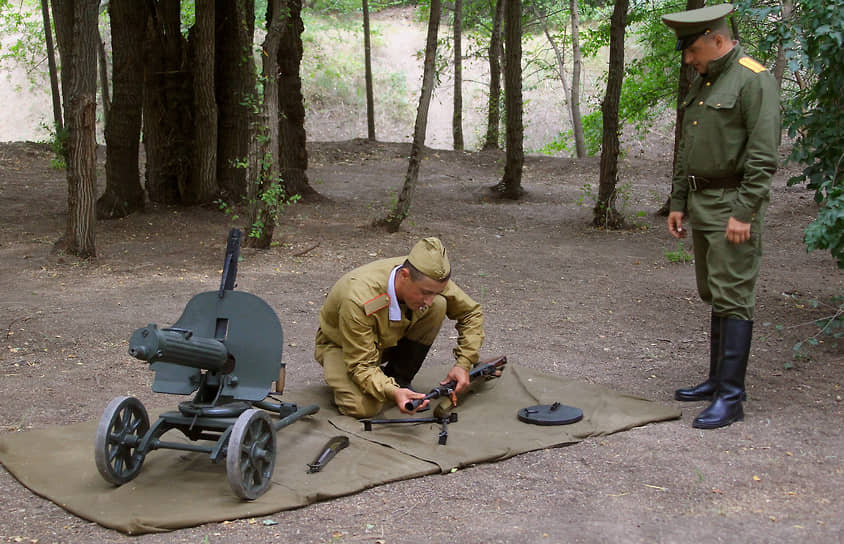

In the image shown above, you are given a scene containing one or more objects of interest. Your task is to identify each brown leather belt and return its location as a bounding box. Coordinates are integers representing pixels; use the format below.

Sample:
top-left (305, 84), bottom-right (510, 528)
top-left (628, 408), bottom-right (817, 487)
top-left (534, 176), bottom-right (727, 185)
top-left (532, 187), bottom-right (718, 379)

top-left (688, 174), bottom-right (743, 191)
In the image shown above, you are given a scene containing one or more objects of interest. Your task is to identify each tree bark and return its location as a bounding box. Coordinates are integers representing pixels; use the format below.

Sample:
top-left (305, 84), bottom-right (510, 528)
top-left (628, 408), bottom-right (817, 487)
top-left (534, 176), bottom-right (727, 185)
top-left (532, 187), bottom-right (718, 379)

top-left (593, 0), bottom-right (628, 229)
top-left (187, 0), bottom-right (218, 204)
top-left (245, 0), bottom-right (283, 249)
top-left (533, 5), bottom-right (579, 157)
top-left (660, 0), bottom-right (705, 216)
top-left (452, 0), bottom-right (464, 151)
top-left (215, 0), bottom-right (254, 200)
top-left (362, 0), bottom-right (376, 141)
top-left (569, 0), bottom-right (585, 158)
top-left (51, 0), bottom-right (99, 258)
top-left (97, 0), bottom-right (145, 219)
top-left (374, 0), bottom-right (442, 232)
top-left (143, 0), bottom-right (192, 205)
top-left (277, 0), bottom-right (319, 200)
top-left (772, 0), bottom-right (792, 89)
top-left (482, 0), bottom-right (504, 150)
top-left (491, 0), bottom-right (524, 199)
top-left (41, 0), bottom-right (63, 133)
top-left (97, 27), bottom-right (110, 129)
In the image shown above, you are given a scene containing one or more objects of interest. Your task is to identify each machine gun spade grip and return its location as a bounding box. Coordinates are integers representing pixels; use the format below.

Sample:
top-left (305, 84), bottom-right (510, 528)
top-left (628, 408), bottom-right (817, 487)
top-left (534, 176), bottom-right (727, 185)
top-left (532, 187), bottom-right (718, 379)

top-left (219, 228), bottom-right (242, 297)
top-left (403, 355), bottom-right (507, 412)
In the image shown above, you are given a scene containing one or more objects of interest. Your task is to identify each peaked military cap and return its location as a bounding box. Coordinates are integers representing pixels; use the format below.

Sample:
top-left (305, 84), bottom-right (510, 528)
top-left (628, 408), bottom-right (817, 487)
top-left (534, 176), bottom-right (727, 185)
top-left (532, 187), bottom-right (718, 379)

top-left (408, 237), bottom-right (450, 281)
top-left (662, 3), bottom-right (734, 51)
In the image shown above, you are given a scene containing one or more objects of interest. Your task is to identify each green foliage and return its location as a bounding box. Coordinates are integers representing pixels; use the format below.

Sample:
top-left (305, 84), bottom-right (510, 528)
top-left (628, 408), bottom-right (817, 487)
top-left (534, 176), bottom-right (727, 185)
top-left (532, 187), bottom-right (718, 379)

top-left (0, 0), bottom-right (49, 91)
top-left (763, 291), bottom-right (844, 364)
top-left (39, 122), bottom-right (67, 170)
top-left (301, 12), bottom-right (413, 124)
top-left (746, 0), bottom-right (844, 268)
top-left (663, 241), bottom-right (693, 264)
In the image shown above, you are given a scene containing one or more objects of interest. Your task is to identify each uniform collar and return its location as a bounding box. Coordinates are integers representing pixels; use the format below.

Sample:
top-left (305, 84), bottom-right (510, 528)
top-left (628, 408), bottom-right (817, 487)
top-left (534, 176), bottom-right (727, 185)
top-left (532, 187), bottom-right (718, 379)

top-left (703, 42), bottom-right (741, 80)
top-left (387, 265), bottom-right (402, 321)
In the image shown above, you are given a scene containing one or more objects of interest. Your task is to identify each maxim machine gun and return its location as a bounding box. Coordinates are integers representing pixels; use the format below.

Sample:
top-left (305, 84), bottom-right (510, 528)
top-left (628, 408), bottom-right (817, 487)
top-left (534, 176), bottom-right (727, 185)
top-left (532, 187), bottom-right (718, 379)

top-left (94, 229), bottom-right (318, 500)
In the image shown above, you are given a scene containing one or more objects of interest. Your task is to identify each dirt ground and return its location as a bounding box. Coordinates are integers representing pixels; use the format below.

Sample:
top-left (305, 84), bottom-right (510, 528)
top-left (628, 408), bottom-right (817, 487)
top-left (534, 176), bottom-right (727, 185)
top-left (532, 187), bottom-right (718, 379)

top-left (0, 139), bottom-right (841, 543)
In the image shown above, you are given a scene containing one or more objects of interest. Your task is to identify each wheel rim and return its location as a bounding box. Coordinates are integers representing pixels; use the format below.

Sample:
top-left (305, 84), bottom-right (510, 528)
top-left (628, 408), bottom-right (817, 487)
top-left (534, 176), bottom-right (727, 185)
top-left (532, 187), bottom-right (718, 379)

top-left (94, 396), bottom-right (150, 485)
top-left (227, 409), bottom-right (276, 499)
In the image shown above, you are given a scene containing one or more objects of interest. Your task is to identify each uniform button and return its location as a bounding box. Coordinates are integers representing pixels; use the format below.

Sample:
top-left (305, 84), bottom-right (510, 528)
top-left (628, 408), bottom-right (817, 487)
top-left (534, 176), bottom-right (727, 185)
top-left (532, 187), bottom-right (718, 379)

top-left (698, 100), bottom-right (704, 105)
top-left (706, 82), bottom-right (711, 86)
top-left (692, 121), bottom-right (698, 126)
top-left (716, 103), bottom-right (722, 107)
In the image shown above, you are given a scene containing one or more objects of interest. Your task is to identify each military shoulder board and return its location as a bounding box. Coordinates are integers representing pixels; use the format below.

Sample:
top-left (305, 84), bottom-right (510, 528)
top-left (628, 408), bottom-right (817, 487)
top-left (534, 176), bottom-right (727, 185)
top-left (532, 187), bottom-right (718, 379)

top-left (363, 294), bottom-right (390, 316)
top-left (738, 57), bottom-right (767, 73)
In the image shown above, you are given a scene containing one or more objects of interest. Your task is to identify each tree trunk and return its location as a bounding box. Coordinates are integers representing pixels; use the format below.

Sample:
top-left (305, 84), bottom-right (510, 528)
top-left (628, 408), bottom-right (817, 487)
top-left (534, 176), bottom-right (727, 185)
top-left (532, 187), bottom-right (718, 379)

top-left (532, 5), bottom-right (576, 156)
top-left (772, 0), bottom-right (792, 89)
top-left (362, 0), bottom-right (376, 141)
top-left (143, 0), bottom-right (192, 205)
top-left (97, 28), bottom-right (110, 129)
top-left (569, 0), bottom-right (586, 158)
top-left (97, 0), bottom-right (145, 219)
top-left (51, 0), bottom-right (99, 258)
top-left (593, 0), bottom-right (627, 229)
top-left (374, 0), bottom-right (442, 232)
top-left (482, 0), bottom-right (504, 150)
top-left (661, 0), bottom-right (705, 216)
top-left (215, 0), bottom-right (254, 200)
top-left (491, 0), bottom-right (524, 199)
top-left (245, 0), bottom-right (283, 249)
top-left (187, 0), bottom-right (218, 204)
top-left (452, 0), bottom-right (464, 151)
top-left (277, 0), bottom-right (319, 200)
top-left (41, 0), bottom-right (63, 133)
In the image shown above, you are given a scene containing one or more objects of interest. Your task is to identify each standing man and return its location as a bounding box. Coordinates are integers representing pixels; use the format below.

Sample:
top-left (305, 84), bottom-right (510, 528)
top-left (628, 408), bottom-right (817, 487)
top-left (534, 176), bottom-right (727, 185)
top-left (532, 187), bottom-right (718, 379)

top-left (315, 237), bottom-right (484, 418)
top-left (662, 4), bottom-right (780, 429)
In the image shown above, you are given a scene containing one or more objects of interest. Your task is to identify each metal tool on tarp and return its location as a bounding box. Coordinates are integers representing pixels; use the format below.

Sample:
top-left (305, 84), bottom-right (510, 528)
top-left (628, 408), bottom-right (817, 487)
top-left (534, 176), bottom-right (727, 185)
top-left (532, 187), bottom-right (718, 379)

top-left (307, 435), bottom-right (350, 473)
top-left (518, 401), bottom-right (583, 425)
top-left (360, 413), bottom-right (458, 445)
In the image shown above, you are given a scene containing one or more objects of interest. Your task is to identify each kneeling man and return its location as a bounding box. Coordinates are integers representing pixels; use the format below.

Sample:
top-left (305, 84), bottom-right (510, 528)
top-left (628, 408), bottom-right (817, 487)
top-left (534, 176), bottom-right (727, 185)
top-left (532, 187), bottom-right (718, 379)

top-left (315, 237), bottom-right (484, 418)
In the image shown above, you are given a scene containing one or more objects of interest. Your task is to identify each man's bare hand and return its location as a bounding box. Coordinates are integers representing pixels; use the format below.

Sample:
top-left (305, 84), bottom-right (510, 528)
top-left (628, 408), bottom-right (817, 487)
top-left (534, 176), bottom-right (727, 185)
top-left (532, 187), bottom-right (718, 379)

top-left (443, 365), bottom-right (470, 395)
top-left (394, 388), bottom-right (428, 414)
top-left (668, 211), bottom-right (687, 239)
top-left (725, 216), bottom-right (751, 244)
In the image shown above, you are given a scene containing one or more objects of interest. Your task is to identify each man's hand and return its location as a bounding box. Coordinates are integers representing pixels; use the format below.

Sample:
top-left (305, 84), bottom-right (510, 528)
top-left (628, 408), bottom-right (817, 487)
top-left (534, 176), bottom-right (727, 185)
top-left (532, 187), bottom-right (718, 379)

top-left (668, 211), bottom-right (687, 239)
top-left (443, 365), bottom-right (470, 395)
top-left (394, 388), bottom-right (428, 414)
top-left (725, 216), bottom-right (751, 244)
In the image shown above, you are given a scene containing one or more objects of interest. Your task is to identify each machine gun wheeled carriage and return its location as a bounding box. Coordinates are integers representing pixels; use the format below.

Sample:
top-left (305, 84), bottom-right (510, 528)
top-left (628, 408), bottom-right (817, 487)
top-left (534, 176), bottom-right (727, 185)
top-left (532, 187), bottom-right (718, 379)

top-left (94, 229), bottom-right (318, 499)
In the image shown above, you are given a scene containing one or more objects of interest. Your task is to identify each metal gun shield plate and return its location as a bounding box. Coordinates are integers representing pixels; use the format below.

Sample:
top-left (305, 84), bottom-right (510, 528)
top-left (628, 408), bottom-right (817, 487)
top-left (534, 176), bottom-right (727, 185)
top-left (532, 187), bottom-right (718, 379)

top-left (226, 408), bottom-right (277, 500)
top-left (94, 396), bottom-right (150, 485)
top-left (150, 291), bottom-right (283, 401)
top-left (517, 402), bottom-right (583, 425)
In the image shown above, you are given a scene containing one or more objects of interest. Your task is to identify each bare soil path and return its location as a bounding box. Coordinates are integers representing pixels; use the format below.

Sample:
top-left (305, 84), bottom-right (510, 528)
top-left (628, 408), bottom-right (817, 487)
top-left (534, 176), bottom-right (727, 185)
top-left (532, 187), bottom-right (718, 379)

top-left (0, 140), bottom-right (841, 543)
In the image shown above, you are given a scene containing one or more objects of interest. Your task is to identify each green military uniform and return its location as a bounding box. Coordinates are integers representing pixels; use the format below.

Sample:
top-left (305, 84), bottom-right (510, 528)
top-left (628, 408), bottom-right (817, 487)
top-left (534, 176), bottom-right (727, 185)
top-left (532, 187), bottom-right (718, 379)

top-left (663, 4), bottom-right (780, 429)
top-left (315, 239), bottom-right (484, 418)
top-left (669, 40), bottom-right (780, 319)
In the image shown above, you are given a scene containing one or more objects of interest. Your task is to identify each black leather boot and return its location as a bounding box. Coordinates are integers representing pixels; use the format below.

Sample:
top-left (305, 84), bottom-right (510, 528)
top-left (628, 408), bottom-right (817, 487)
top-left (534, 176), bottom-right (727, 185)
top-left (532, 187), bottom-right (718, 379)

top-left (381, 338), bottom-right (431, 389)
top-left (692, 318), bottom-right (752, 429)
top-left (675, 313), bottom-right (723, 401)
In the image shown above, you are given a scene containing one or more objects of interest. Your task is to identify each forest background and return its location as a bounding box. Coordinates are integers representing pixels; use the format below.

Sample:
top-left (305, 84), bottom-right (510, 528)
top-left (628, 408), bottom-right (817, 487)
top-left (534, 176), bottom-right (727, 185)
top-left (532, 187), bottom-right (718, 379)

top-left (0, 1), bottom-right (842, 542)
top-left (0, 0), bottom-right (840, 345)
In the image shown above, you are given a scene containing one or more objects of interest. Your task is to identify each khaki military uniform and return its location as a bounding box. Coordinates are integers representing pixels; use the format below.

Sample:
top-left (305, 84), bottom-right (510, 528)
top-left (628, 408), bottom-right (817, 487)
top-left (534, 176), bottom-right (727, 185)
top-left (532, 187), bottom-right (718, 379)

top-left (315, 256), bottom-right (484, 417)
top-left (669, 44), bottom-right (780, 320)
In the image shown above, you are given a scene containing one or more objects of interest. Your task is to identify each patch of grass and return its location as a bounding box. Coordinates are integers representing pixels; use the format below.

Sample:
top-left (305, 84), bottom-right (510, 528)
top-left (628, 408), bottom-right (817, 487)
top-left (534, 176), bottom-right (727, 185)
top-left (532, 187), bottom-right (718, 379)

top-left (664, 242), bottom-right (693, 264)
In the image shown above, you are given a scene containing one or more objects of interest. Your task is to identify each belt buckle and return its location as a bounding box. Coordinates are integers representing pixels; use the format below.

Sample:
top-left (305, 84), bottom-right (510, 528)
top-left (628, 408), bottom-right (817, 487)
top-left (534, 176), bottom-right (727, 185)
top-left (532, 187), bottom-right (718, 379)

top-left (688, 175), bottom-right (698, 192)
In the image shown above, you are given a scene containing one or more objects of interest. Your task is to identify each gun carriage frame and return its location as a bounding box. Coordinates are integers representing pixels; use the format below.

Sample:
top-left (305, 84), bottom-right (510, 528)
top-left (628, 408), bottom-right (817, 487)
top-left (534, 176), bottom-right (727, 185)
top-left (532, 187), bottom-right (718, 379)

top-left (94, 229), bottom-right (318, 499)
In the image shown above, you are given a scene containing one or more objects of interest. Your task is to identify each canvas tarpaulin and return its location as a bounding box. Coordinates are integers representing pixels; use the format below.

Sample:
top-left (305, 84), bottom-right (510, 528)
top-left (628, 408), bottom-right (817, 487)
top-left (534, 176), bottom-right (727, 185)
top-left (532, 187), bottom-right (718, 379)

top-left (0, 363), bottom-right (680, 534)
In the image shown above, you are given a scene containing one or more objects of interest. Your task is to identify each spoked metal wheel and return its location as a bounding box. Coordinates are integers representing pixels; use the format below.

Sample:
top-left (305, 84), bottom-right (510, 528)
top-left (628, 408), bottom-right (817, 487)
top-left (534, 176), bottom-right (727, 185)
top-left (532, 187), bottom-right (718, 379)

top-left (226, 408), bottom-right (277, 500)
top-left (94, 396), bottom-right (150, 485)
